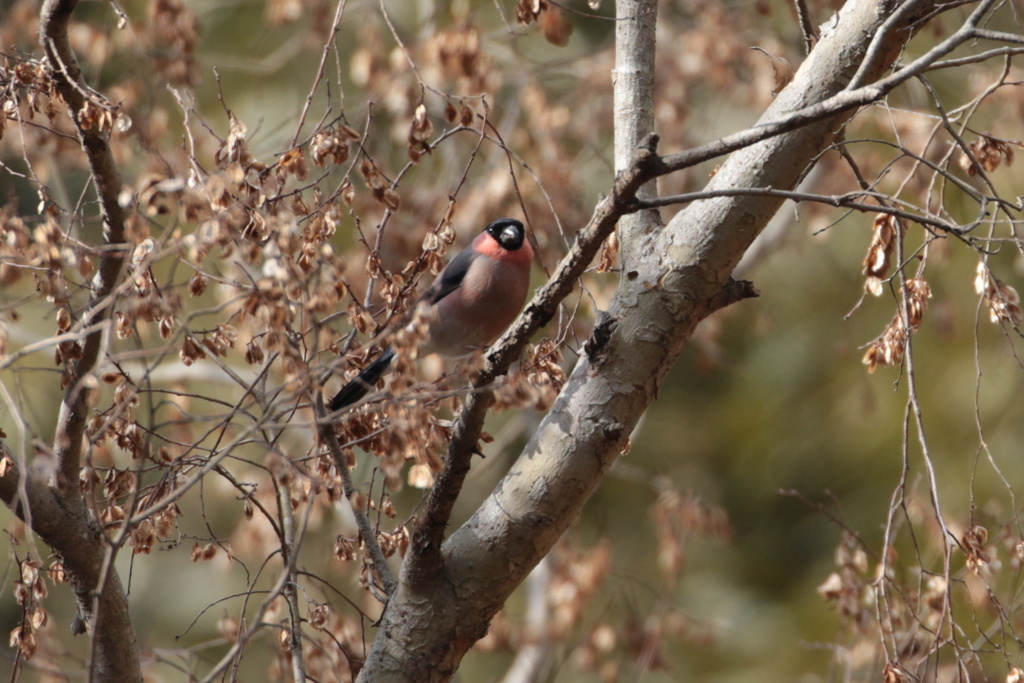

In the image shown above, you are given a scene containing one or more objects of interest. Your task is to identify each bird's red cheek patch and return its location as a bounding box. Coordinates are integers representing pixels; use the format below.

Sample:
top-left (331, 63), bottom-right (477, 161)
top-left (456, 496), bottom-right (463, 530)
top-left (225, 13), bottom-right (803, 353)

top-left (475, 238), bottom-right (507, 260)
top-left (476, 237), bottom-right (533, 266)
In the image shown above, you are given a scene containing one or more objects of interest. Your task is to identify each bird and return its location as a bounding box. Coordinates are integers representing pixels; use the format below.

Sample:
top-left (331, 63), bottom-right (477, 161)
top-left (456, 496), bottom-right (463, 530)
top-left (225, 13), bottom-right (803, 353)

top-left (330, 218), bottom-right (533, 411)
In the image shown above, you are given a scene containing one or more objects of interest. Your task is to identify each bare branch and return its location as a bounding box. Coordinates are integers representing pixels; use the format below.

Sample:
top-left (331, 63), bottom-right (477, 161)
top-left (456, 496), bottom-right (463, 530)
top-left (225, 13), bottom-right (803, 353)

top-left (276, 476), bottom-right (309, 682)
top-left (318, 396), bottom-right (399, 596)
top-left (659, 0), bottom-right (1003, 178)
top-left (793, 0), bottom-right (817, 54)
top-left (289, 0), bottom-right (349, 148)
top-left (41, 0), bottom-right (128, 487)
top-left (637, 185), bottom-right (983, 237)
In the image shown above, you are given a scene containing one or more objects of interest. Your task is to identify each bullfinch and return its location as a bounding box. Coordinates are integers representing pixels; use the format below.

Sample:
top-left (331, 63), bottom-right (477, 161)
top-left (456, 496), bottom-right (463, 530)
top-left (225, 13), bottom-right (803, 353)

top-left (330, 218), bottom-right (533, 411)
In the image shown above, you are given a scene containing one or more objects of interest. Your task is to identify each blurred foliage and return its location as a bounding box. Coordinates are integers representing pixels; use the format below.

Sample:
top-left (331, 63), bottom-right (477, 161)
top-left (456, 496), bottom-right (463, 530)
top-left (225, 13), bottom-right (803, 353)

top-left (2, 0), bottom-right (1024, 681)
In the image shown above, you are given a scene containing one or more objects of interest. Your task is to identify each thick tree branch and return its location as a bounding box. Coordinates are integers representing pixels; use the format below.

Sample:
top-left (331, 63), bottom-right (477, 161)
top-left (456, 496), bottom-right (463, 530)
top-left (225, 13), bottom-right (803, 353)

top-left (354, 130), bottom-right (665, 683)
top-left (358, 1), bottom-right (962, 680)
top-left (0, 441), bottom-right (140, 682)
top-left (396, 0), bottom-right (995, 597)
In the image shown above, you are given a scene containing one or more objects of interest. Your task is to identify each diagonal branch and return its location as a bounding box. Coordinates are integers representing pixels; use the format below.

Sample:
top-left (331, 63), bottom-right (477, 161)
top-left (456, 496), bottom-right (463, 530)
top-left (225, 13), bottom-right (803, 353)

top-left (317, 396), bottom-right (399, 596)
top-left (403, 0), bottom-right (1003, 587)
top-left (404, 134), bottom-right (666, 584)
top-left (359, 0), bottom-right (965, 680)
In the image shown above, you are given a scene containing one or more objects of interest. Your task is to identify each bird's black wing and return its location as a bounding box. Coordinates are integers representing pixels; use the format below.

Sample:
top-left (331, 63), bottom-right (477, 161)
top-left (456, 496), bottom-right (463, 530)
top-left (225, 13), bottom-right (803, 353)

top-left (330, 347), bottom-right (396, 411)
top-left (422, 249), bottom-right (475, 305)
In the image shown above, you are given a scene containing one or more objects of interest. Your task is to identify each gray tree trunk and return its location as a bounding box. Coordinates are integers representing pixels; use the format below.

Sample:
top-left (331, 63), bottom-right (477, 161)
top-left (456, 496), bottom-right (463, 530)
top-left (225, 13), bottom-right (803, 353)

top-left (357, 0), bottom-right (949, 679)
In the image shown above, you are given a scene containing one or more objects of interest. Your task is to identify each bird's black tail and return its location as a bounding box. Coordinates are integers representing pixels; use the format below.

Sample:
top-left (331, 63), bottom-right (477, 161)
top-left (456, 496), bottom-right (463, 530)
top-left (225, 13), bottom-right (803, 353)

top-left (329, 348), bottom-right (396, 411)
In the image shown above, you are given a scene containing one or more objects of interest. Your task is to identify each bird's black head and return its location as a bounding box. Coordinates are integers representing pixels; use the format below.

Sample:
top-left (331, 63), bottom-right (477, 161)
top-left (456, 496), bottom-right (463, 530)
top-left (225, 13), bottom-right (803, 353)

top-left (485, 218), bottom-right (526, 251)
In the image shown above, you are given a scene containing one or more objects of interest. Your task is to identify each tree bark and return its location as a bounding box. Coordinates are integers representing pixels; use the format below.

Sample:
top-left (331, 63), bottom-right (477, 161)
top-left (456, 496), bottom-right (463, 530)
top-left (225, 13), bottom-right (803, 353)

top-left (613, 0), bottom-right (660, 244)
top-left (0, 459), bottom-right (140, 682)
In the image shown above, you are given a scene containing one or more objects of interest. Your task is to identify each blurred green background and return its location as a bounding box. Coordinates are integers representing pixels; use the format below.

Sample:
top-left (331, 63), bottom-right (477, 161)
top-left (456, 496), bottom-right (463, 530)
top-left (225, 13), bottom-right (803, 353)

top-left (2, 0), bottom-right (1023, 680)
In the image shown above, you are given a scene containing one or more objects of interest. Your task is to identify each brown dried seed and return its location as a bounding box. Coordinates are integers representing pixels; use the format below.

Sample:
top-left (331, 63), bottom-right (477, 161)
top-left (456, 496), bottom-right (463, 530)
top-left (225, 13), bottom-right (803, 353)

top-left (55, 306), bottom-right (71, 333)
top-left (189, 273), bottom-right (207, 296)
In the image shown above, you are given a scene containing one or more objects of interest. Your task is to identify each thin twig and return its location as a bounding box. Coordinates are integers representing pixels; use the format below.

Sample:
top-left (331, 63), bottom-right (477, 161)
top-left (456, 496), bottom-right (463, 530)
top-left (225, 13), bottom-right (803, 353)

top-left (792, 0), bottom-right (817, 54)
top-left (276, 473), bottom-right (309, 682)
top-left (289, 0), bottom-right (349, 148)
top-left (635, 185), bottom-right (978, 237)
top-left (658, 0), bottom-right (1002, 178)
top-left (316, 396), bottom-right (398, 596)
